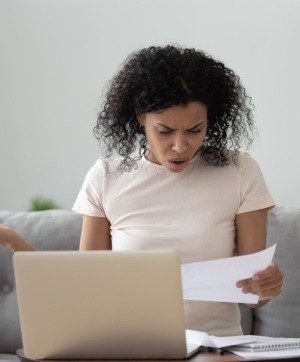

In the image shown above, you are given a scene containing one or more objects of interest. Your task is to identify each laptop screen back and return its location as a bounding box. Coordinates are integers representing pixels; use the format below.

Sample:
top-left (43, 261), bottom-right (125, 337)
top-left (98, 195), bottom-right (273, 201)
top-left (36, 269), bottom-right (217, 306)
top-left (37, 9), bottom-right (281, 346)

top-left (13, 250), bottom-right (187, 359)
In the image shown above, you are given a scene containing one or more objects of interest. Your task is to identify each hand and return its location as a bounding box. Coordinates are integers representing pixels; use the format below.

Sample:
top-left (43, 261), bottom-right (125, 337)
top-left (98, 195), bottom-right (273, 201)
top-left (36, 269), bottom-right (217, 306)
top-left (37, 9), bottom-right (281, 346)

top-left (0, 225), bottom-right (37, 252)
top-left (236, 262), bottom-right (284, 301)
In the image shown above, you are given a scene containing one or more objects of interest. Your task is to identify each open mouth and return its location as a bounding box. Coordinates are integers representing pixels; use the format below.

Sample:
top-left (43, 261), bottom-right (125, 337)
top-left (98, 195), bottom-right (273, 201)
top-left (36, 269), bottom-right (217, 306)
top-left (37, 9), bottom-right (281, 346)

top-left (168, 159), bottom-right (189, 171)
top-left (173, 160), bottom-right (185, 164)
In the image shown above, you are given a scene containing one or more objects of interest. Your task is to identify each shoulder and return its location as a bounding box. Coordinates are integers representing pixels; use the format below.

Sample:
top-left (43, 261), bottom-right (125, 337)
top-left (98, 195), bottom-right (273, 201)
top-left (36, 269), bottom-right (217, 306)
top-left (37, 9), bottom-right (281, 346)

top-left (94, 155), bottom-right (123, 168)
top-left (238, 151), bottom-right (256, 163)
top-left (219, 150), bottom-right (258, 168)
top-left (88, 155), bottom-right (124, 176)
top-left (237, 152), bottom-right (262, 176)
top-left (199, 151), bottom-right (263, 182)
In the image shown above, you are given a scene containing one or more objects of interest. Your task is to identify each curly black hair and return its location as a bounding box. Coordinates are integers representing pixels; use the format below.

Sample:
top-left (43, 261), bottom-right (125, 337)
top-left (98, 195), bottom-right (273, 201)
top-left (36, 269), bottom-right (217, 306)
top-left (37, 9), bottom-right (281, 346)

top-left (94, 45), bottom-right (255, 171)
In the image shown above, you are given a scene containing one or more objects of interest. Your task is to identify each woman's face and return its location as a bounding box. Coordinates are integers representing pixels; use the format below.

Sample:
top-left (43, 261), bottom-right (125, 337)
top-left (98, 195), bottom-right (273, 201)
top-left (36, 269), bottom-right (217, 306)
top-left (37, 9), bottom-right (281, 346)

top-left (136, 101), bottom-right (208, 173)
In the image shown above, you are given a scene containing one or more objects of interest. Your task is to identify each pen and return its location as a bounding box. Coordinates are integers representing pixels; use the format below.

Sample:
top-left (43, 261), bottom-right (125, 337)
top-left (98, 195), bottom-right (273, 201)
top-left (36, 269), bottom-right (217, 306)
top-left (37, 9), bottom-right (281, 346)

top-left (209, 347), bottom-right (224, 355)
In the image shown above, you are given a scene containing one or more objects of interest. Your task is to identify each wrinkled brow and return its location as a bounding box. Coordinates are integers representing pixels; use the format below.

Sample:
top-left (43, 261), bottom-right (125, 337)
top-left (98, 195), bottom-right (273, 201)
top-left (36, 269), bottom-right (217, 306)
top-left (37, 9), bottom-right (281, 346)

top-left (156, 121), bottom-right (206, 131)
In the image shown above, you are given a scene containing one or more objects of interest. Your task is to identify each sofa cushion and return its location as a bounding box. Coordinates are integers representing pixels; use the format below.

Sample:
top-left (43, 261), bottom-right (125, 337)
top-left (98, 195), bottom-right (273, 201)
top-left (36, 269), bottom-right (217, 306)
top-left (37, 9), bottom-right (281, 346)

top-left (0, 354), bottom-right (19, 362)
top-left (0, 210), bottom-right (82, 353)
top-left (253, 206), bottom-right (300, 337)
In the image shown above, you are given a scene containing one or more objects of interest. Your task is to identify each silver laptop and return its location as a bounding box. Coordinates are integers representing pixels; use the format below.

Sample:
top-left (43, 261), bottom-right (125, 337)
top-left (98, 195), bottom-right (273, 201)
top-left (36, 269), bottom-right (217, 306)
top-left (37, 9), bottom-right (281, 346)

top-left (13, 250), bottom-right (201, 360)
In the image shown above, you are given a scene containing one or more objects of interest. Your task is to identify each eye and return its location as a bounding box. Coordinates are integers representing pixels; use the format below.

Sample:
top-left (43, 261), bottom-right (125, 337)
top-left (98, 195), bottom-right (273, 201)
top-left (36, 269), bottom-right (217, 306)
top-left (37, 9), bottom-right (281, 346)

top-left (158, 130), bottom-right (173, 135)
top-left (189, 130), bottom-right (201, 133)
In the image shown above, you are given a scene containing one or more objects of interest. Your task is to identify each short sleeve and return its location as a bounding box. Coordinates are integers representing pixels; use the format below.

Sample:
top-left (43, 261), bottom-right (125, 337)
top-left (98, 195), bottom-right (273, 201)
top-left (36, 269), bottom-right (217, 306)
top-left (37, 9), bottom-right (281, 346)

top-left (238, 153), bottom-right (275, 214)
top-left (72, 158), bottom-right (106, 217)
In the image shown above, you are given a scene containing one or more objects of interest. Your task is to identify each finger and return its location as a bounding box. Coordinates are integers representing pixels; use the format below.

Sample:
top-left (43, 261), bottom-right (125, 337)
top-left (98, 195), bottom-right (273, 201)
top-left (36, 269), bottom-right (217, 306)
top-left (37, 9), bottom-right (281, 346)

top-left (243, 285), bottom-right (283, 300)
top-left (236, 264), bottom-right (280, 286)
top-left (239, 273), bottom-right (283, 292)
top-left (242, 280), bottom-right (283, 299)
top-left (252, 262), bottom-right (279, 281)
top-left (257, 285), bottom-right (283, 300)
top-left (247, 280), bottom-right (283, 294)
top-left (236, 277), bottom-right (253, 288)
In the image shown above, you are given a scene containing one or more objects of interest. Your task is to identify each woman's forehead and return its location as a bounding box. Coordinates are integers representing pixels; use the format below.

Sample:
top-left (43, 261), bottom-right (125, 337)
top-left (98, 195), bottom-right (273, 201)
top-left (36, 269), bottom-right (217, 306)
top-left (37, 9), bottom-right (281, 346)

top-left (146, 101), bottom-right (207, 125)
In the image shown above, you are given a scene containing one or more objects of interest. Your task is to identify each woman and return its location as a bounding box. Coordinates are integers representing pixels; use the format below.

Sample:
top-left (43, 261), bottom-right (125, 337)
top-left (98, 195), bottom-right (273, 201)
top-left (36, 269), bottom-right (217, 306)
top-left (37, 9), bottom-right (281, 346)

top-left (0, 45), bottom-right (283, 336)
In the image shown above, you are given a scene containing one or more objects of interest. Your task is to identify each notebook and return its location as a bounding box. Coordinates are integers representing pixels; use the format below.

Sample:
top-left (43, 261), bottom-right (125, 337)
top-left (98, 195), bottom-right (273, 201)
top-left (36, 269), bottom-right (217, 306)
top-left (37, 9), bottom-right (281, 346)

top-left (13, 250), bottom-right (202, 360)
top-left (226, 337), bottom-right (300, 352)
top-left (186, 330), bottom-right (300, 359)
top-left (223, 337), bottom-right (300, 359)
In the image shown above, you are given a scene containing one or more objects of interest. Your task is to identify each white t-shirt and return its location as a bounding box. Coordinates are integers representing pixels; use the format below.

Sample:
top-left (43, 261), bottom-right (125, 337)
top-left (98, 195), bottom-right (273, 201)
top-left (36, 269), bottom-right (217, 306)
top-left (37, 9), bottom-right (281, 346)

top-left (72, 151), bottom-right (275, 336)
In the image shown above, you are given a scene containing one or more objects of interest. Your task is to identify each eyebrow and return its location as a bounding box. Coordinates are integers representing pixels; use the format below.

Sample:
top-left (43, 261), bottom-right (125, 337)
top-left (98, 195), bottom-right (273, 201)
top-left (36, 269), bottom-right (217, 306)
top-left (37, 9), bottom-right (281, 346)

top-left (156, 120), bottom-right (206, 131)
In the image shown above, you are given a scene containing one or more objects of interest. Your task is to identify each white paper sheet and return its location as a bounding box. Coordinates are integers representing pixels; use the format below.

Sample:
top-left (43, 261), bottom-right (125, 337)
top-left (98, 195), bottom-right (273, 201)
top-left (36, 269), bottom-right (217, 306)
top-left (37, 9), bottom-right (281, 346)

top-left (181, 244), bottom-right (276, 303)
top-left (186, 330), bottom-right (297, 349)
top-left (185, 329), bottom-right (266, 348)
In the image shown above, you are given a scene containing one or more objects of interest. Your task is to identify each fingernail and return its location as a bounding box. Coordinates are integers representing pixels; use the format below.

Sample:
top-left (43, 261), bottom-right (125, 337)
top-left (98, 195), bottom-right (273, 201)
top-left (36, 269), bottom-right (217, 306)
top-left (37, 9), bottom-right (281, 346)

top-left (253, 275), bottom-right (260, 281)
top-left (236, 281), bottom-right (243, 288)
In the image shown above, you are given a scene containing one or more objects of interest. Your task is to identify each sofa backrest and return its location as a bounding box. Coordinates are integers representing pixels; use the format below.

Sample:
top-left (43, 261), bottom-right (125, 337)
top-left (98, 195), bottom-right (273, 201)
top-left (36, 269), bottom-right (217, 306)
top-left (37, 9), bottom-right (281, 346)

top-left (0, 207), bottom-right (300, 353)
top-left (253, 206), bottom-right (300, 337)
top-left (0, 210), bottom-right (82, 353)
top-left (240, 206), bottom-right (300, 338)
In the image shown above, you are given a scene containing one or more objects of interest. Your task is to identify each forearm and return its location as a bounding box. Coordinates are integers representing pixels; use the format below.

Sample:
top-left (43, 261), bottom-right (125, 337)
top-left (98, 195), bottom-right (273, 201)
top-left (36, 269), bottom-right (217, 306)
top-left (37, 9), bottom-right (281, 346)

top-left (235, 210), bottom-right (284, 304)
top-left (13, 239), bottom-right (37, 252)
top-left (0, 225), bottom-right (37, 252)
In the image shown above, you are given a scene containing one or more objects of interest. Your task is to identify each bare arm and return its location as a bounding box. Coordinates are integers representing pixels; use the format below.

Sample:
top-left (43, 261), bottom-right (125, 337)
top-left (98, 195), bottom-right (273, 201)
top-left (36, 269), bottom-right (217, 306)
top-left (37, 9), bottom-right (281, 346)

top-left (79, 215), bottom-right (112, 250)
top-left (235, 208), bottom-right (268, 256)
top-left (235, 208), bottom-right (283, 307)
top-left (0, 225), bottom-right (37, 252)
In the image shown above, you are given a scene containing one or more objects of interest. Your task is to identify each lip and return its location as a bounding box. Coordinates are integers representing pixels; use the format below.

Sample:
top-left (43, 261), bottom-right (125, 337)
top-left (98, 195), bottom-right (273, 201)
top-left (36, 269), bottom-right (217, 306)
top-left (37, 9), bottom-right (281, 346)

top-left (167, 158), bottom-right (189, 172)
top-left (169, 158), bottom-right (189, 162)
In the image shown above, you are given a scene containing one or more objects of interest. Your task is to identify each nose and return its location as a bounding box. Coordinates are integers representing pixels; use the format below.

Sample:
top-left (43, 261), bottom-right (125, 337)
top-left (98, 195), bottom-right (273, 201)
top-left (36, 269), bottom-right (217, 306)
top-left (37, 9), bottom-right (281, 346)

top-left (171, 135), bottom-right (189, 154)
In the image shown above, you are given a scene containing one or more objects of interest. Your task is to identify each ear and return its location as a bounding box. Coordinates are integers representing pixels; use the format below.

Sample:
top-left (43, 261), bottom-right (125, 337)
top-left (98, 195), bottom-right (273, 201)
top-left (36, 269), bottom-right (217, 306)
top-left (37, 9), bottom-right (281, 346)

top-left (135, 109), bottom-right (145, 126)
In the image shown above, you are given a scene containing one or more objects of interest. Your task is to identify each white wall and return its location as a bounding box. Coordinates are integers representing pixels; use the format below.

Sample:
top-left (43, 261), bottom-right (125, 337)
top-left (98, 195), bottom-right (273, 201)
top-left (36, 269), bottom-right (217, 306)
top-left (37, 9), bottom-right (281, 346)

top-left (0, 0), bottom-right (299, 211)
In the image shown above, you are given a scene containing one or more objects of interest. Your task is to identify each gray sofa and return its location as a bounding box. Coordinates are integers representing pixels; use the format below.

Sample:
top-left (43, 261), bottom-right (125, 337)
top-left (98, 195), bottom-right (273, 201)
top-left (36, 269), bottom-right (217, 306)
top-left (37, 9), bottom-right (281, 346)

top-left (0, 207), bottom-right (299, 361)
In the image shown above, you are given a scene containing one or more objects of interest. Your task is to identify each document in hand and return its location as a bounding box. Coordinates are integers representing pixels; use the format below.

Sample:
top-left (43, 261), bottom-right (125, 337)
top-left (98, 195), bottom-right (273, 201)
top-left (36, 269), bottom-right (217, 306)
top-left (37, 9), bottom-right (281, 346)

top-left (181, 244), bottom-right (276, 304)
top-left (186, 330), bottom-right (300, 360)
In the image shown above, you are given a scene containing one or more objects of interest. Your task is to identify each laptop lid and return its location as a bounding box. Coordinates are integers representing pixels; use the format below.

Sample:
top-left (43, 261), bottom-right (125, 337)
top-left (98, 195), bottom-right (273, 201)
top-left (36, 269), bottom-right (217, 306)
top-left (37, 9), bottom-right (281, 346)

top-left (13, 250), bottom-right (197, 360)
